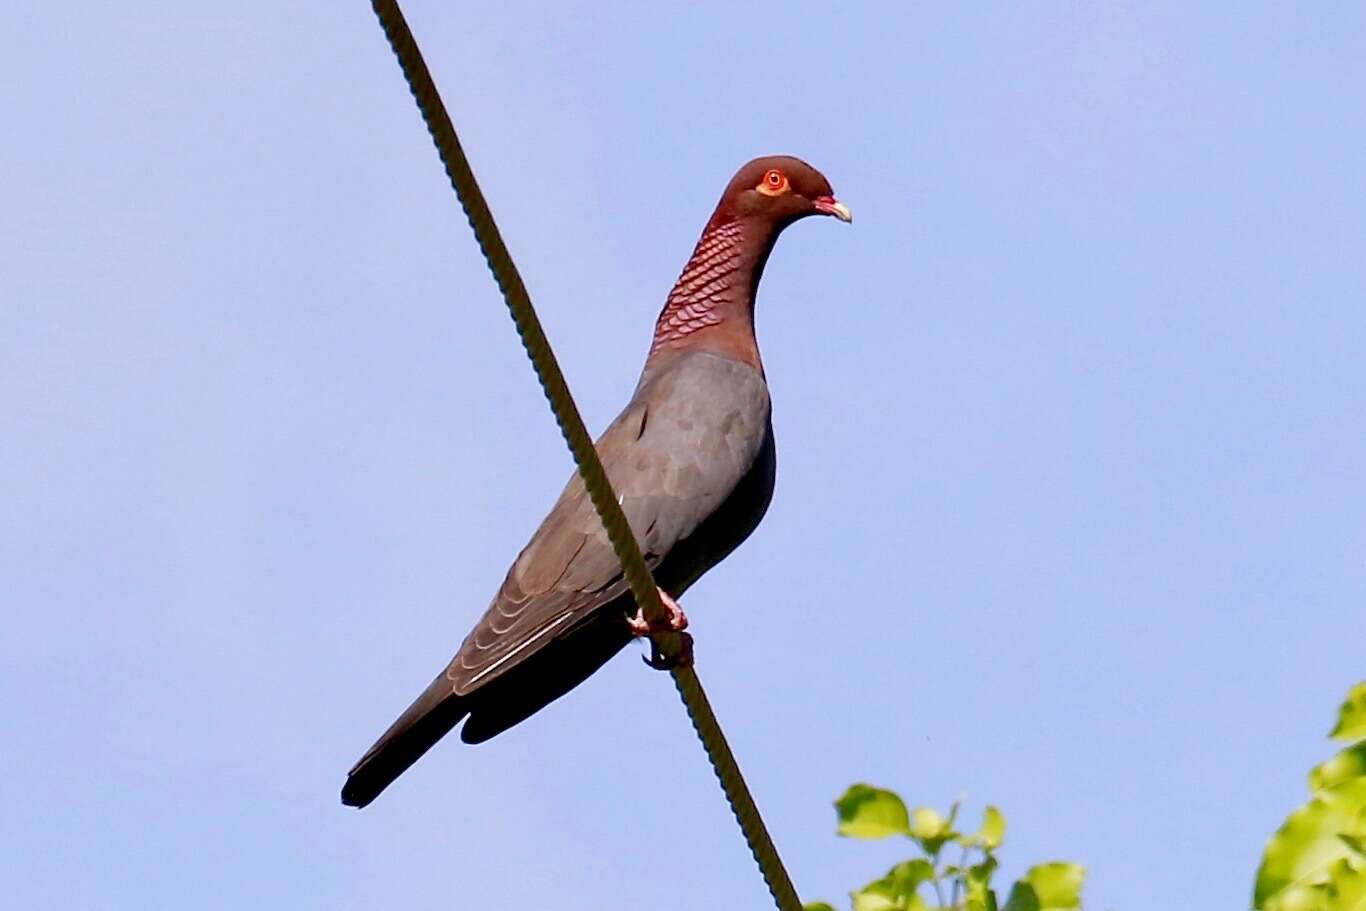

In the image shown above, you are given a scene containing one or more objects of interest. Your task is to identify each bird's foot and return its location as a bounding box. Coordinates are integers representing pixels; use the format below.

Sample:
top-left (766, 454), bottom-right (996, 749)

top-left (628, 589), bottom-right (693, 670)
top-left (626, 588), bottom-right (689, 636)
top-left (644, 631), bottom-right (694, 670)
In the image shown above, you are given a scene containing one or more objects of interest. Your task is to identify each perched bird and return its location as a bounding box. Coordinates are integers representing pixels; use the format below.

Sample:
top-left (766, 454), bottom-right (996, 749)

top-left (342, 155), bottom-right (851, 808)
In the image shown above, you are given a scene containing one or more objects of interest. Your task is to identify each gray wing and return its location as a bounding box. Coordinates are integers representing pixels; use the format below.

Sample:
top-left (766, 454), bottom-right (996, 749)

top-left (447, 353), bottom-right (771, 694)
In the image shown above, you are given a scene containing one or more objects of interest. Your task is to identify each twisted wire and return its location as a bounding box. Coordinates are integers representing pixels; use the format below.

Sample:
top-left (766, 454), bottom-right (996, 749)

top-left (367, 3), bottom-right (802, 908)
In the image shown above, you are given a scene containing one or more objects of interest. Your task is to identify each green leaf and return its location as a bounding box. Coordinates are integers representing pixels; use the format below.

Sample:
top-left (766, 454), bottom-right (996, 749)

top-left (1002, 883), bottom-right (1040, 911)
top-left (1267, 860), bottom-right (1366, 911)
top-left (1256, 777), bottom-right (1366, 906)
top-left (976, 806), bottom-right (1007, 850)
top-left (966, 857), bottom-right (1001, 911)
top-left (1332, 684), bottom-right (1366, 742)
top-left (889, 859), bottom-right (936, 893)
top-left (1263, 883), bottom-right (1332, 911)
top-left (909, 807), bottom-right (945, 839)
top-left (968, 856), bottom-right (1000, 886)
top-left (851, 884), bottom-right (900, 911)
top-left (1324, 858), bottom-right (1366, 911)
top-left (851, 860), bottom-right (934, 911)
top-left (803, 904), bottom-right (838, 911)
top-left (836, 784), bottom-right (911, 839)
top-left (1312, 745), bottom-right (1366, 793)
top-left (1341, 835), bottom-right (1366, 858)
top-left (966, 882), bottom-right (1000, 911)
top-left (907, 806), bottom-right (959, 855)
top-left (968, 885), bottom-right (1000, 911)
top-left (1019, 863), bottom-right (1085, 910)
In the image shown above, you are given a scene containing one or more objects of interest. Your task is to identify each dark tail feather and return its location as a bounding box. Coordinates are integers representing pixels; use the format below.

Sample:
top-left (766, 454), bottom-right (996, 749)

top-left (341, 609), bottom-right (634, 807)
top-left (341, 675), bottom-right (468, 808)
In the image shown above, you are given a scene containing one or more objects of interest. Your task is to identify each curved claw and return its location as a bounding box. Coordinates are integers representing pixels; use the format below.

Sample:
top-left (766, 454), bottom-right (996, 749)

top-left (642, 631), bottom-right (694, 671)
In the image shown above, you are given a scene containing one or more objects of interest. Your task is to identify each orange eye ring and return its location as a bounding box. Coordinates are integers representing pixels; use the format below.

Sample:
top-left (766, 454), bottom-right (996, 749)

top-left (757, 168), bottom-right (789, 196)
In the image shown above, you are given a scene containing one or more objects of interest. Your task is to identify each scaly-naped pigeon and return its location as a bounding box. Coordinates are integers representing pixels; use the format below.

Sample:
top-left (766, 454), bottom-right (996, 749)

top-left (342, 156), bottom-right (851, 807)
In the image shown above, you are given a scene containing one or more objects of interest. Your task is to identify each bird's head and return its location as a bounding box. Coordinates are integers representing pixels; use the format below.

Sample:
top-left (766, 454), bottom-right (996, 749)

top-left (714, 155), bottom-right (852, 229)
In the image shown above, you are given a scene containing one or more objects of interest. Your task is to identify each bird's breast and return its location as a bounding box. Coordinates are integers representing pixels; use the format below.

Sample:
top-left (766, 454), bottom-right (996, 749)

top-left (627, 351), bottom-right (777, 595)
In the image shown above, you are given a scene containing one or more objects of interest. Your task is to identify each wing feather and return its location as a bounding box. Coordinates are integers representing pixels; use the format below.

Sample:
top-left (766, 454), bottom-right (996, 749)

top-left (446, 353), bottom-right (770, 695)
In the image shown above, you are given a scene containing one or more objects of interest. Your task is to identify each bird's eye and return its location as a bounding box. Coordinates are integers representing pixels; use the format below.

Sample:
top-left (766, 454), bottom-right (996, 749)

top-left (757, 169), bottom-right (789, 196)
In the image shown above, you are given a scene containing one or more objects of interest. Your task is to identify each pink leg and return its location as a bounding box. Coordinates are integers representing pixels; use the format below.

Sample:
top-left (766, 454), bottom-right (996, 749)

top-left (627, 588), bottom-right (689, 636)
top-left (628, 588), bottom-right (694, 670)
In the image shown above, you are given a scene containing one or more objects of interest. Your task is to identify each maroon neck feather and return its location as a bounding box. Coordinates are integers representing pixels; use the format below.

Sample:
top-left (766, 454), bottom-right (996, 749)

top-left (648, 215), bottom-right (778, 371)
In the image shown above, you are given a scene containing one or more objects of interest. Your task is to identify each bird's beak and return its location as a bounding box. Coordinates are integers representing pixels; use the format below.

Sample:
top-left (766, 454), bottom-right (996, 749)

top-left (813, 195), bottom-right (853, 223)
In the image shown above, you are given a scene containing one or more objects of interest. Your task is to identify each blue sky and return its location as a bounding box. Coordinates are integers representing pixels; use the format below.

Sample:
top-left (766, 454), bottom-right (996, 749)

top-left (4, 3), bottom-right (1365, 909)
